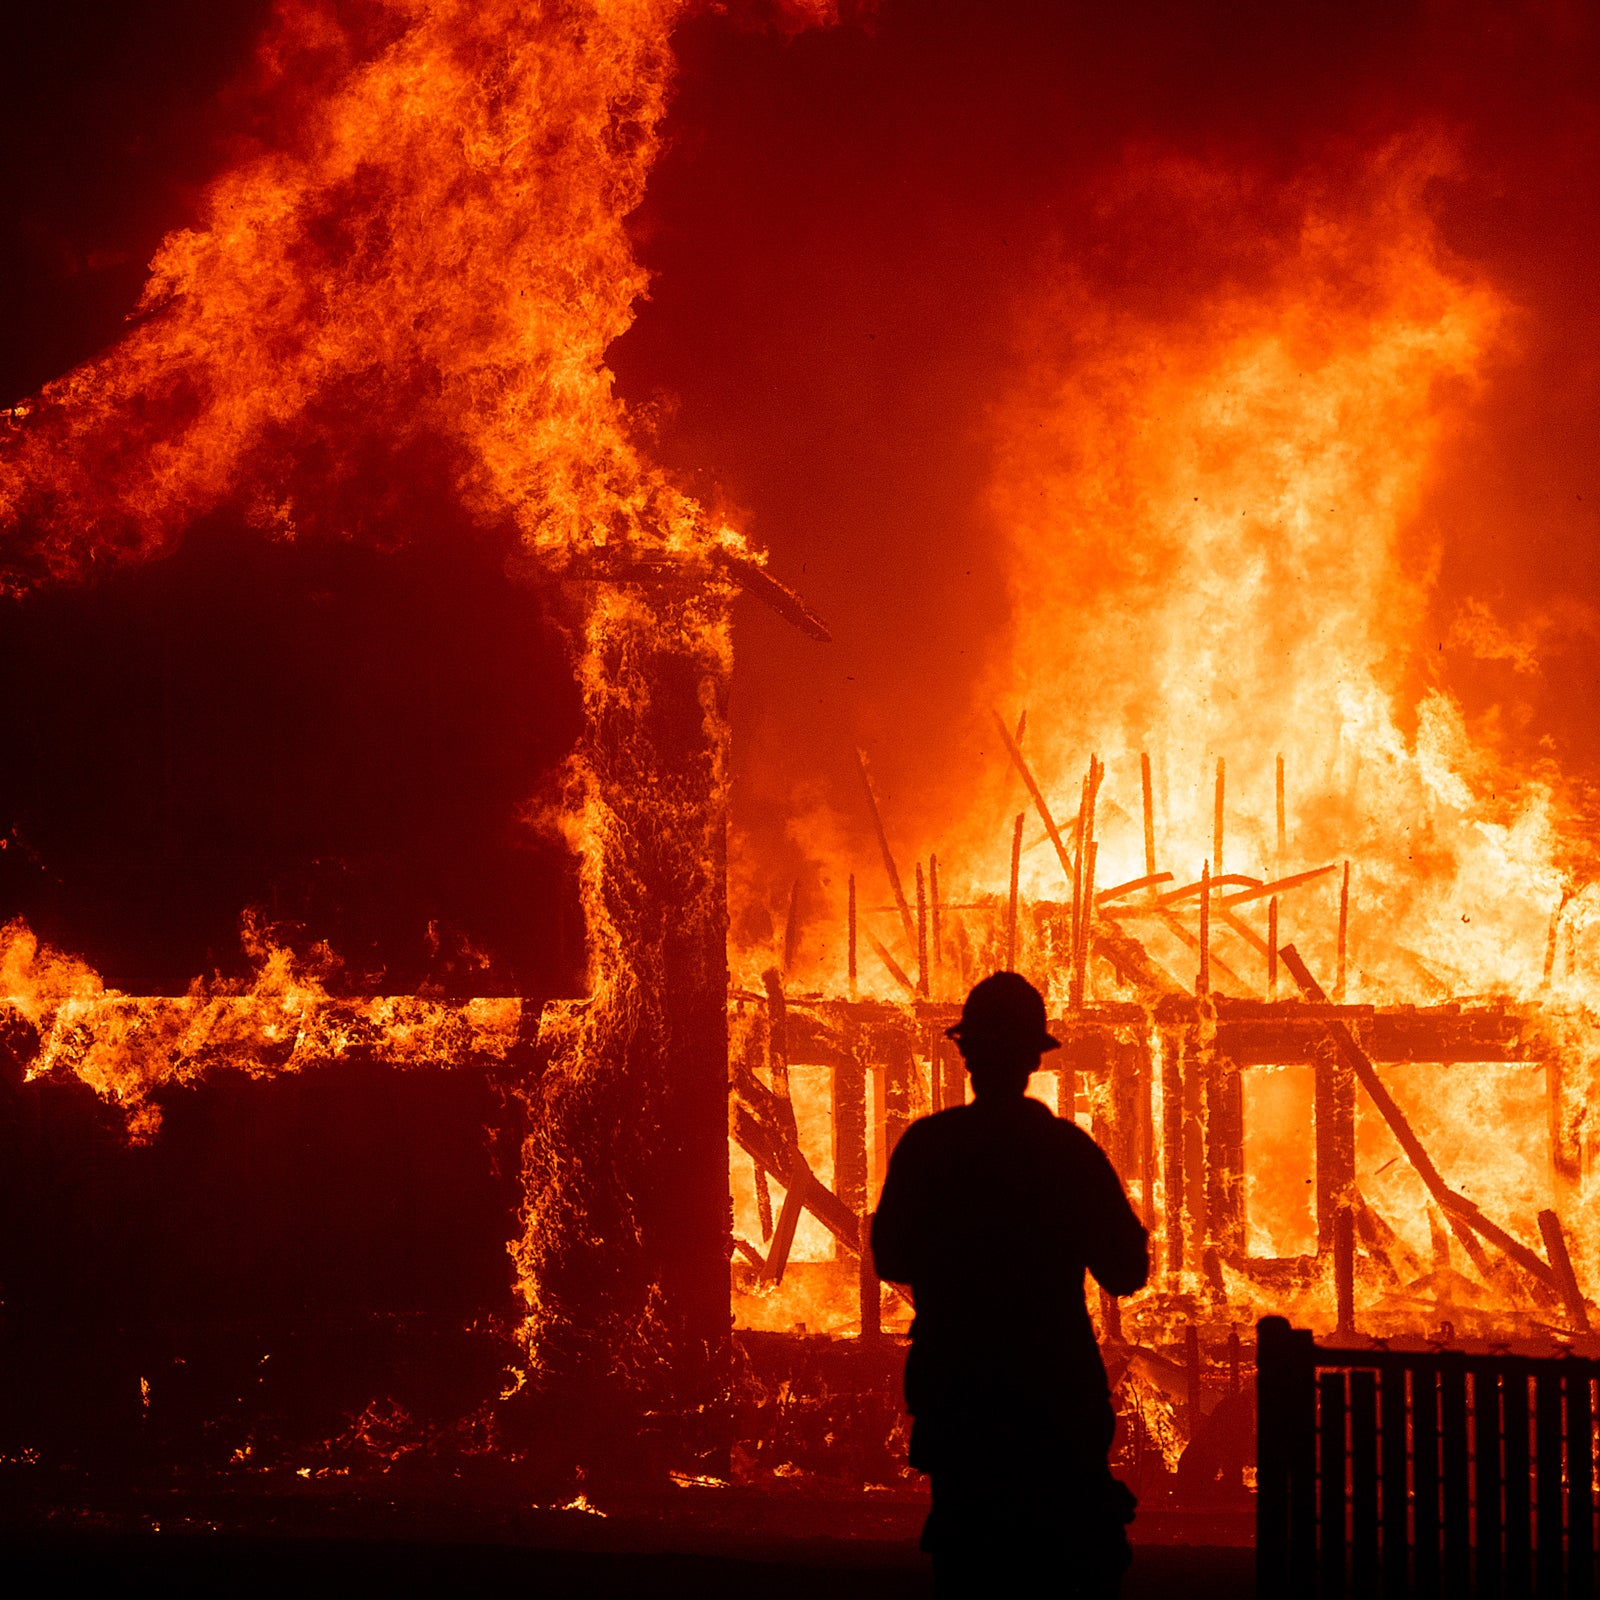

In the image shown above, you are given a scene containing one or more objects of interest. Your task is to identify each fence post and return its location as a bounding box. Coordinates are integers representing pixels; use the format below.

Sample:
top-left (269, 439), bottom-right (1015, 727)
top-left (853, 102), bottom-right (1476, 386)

top-left (1258, 1315), bottom-right (1315, 1596)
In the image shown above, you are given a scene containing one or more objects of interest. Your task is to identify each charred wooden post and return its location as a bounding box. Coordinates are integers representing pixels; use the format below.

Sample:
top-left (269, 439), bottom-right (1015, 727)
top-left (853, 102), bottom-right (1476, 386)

top-left (1100, 1288), bottom-right (1122, 1343)
top-left (915, 862), bottom-right (930, 998)
top-left (1335, 860), bottom-right (1350, 1002)
top-left (1205, 1051), bottom-right (1245, 1260)
top-left (1214, 758), bottom-right (1226, 875)
top-left (1141, 751), bottom-right (1158, 893)
top-left (1138, 1035), bottom-right (1158, 1231)
top-left (1537, 1209), bottom-right (1590, 1333)
top-left (1074, 839), bottom-right (1098, 1008)
top-left (782, 879), bottom-right (802, 977)
top-left (880, 1022), bottom-right (916, 1163)
top-left (763, 1146), bottom-right (809, 1284)
top-left (763, 968), bottom-right (798, 1143)
top-left (1057, 1045), bottom-right (1078, 1127)
top-left (1110, 1038), bottom-right (1141, 1186)
top-left (1276, 753), bottom-right (1286, 865)
top-left (1279, 944), bottom-right (1530, 1287)
top-left (1183, 1028), bottom-right (1209, 1268)
top-left (1007, 813), bottom-right (1023, 971)
top-left (1197, 861), bottom-right (1212, 996)
top-left (929, 853), bottom-right (943, 996)
top-left (1334, 1204), bottom-right (1356, 1335)
top-left (847, 873), bottom-right (858, 1000)
top-left (1545, 1051), bottom-right (1583, 1196)
top-left (856, 748), bottom-right (916, 947)
top-left (1162, 1031), bottom-right (1185, 1279)
top-left (832, 1045), bottom-right (867, 1219)
top-left (1313, 1034), bottom-right (1356, 1258)
top-left (859, 1210), bottom-right (881, 1340)
top-left (1070, 782), bottom-right (1087, 965)
top-left (866, 929), bottom-right (914, 993)
top-left (1185, 1322), bottom-right (1202, 1438)
top-left (993, 709), bottom-right (1075, 885)
top-left (520, 575), bottom-right (733, 1447)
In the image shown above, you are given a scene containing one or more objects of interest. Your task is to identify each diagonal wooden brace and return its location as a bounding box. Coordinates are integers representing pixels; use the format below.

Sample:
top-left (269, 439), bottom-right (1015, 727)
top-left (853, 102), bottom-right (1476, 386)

top-left (1278, 943), bottom-right (1555, 1292)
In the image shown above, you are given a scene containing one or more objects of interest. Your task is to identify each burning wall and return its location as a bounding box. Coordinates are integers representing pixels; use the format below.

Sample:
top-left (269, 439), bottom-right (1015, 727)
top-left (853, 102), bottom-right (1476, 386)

top-left (0, 0), bottom-right (825, 1474)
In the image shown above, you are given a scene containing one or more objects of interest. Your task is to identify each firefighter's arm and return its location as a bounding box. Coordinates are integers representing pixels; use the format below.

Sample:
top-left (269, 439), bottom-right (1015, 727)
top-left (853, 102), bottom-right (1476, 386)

top-left (1080, 1139), bottom-right (1150, 1297)
top-left (869, 1126), bottom-right (924, 1285)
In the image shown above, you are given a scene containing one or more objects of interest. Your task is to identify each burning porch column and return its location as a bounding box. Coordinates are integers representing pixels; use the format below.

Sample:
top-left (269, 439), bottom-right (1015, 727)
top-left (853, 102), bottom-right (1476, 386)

top-left (515, 567), bottom-right (733, 1467)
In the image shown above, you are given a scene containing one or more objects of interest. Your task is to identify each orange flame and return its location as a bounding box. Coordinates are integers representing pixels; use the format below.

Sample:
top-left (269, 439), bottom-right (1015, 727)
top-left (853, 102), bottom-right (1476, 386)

top-left (0, 0), bottom-right (763, 587)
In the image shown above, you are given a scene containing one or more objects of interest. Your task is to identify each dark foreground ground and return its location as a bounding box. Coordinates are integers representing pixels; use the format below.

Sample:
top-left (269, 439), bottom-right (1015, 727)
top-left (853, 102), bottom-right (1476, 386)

top-left (3, 1535), bottom-right (1254, 1597)
top-left (0, 1476), bottom-right (1253, 1597)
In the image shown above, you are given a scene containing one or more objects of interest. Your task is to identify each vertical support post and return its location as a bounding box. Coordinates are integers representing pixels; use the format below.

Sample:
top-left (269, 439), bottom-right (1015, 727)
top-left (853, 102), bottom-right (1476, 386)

top-left (1547, 1054), bottom-right (1583, 1198)
top-left (1314, 1036), bottom-right (1357, 1257)
top-left (1141, 750), bottom-right (1158, 893)
top-left (1334, 1203), bottom-right (1355, 1335)
top-left (915, 862), bottom-right (929, 998)
top-left (1100, 1288), bottom-right (1123, 1343)
top-left (1267, 897), bottom-right (1279, 1000)
top-left (1185, 1322), bottom-right (1203, 1438)
top-left (1139, 1035), bottom-right (1158, 1231)
top-left (833, 1048), bottom-right (867, 1214)
top-left (1058, 1045), bottom-right (1078, 1132)
top-left (1006, 814), bottom-right (1023, 972)
top-left (1183, 1030), bottom-right (1208, 1266)
top-left (1205, 1054), bottom-right (1245, 1259)
top-left (929, 854), bottom-right (942, 997)
top-left (882, 1023), bottom-right (914, 1164)
top-left (1275, 753), bottom-right (1287, 866)
top-left (943, 1035), bottom-right (967, 1110)
top-left (1110, 1039), bottom-right (1140, 1184)
top-left (847, 873), bottom-right (857, 1000)
top-left (1213, 757), bottom-right (1225, 876)
top-left (1335, 860), bottom-right (1350, 1002)
top-left (856, 748), bottom-right (916, 947)
top-left (1163, 1031), bottom-right (1185, 1278)
top-left (859, 1210), bottom-right (880, 1340)
top-left (1073, 838), bottom-right (1098, 1009)
top-left (1197, 860), bottom-right (1212, 997)
top-left (1070, 782), bottom-right (1086, 962)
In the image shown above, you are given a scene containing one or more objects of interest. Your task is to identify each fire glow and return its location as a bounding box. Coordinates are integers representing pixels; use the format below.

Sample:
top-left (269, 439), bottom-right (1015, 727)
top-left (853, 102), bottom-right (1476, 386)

top-left (0, 0), bottom-right (1596, 1502)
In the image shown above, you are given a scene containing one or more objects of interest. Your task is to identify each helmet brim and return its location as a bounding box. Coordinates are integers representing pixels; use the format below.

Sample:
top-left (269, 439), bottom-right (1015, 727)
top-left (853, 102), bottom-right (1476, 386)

top-left (945, 1023), bottom-right (1061, 1053)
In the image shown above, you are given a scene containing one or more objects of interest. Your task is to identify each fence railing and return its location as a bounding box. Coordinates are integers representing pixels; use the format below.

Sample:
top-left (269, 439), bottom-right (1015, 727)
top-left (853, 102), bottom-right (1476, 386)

top-left (1258, 1315), bottom-right (1600, 1597)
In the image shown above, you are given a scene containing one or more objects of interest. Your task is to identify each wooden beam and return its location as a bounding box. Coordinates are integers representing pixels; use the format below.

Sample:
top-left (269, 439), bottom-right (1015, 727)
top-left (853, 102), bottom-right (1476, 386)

top-left (1219, 864), bottom-right (1338, 908)
top-left (855, 748), bottom-right (916, 946)
top-left (1537, 1209), bottom-right (1590, 1332)
top-left (1142, 751), bottom-right (1157, 891)
top-left (915, 862), bottom-right (930, 997)
top-left (1275, 753), bottom-right (1286, 865)
top-left (1097, 872), bottom-right (1174, 904)
top-left (992, 709), bottom-right (1076, 886)
top-left (763, 1147), bottom-right (810, 1284)
top-left (1006, 813), bottom-right (1023, 970)
top-left (1278, 943), bottom-right (1554, 1289)
top-left (864, 929), bottom-right (915, 994)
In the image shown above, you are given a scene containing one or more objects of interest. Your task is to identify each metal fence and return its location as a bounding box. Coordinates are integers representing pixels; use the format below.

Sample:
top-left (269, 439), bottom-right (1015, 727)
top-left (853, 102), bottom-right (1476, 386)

top-left (1258, 1315), bottom-right (1600, 1597)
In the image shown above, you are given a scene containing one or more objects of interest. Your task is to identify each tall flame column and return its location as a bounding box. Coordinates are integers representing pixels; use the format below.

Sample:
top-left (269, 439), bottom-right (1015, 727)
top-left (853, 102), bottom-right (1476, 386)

top-left (515, 567), bottom-right (733, 1470)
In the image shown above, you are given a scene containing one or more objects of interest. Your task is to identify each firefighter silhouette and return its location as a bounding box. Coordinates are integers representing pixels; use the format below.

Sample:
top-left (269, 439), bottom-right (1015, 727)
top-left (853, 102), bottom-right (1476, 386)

top-left (872, 971), bottom-right (1148, 1597)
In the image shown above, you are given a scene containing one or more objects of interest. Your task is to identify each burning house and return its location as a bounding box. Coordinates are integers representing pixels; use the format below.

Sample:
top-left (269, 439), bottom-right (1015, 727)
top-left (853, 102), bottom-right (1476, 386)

top-left (1, 0), bottom-right (1599, 1544)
